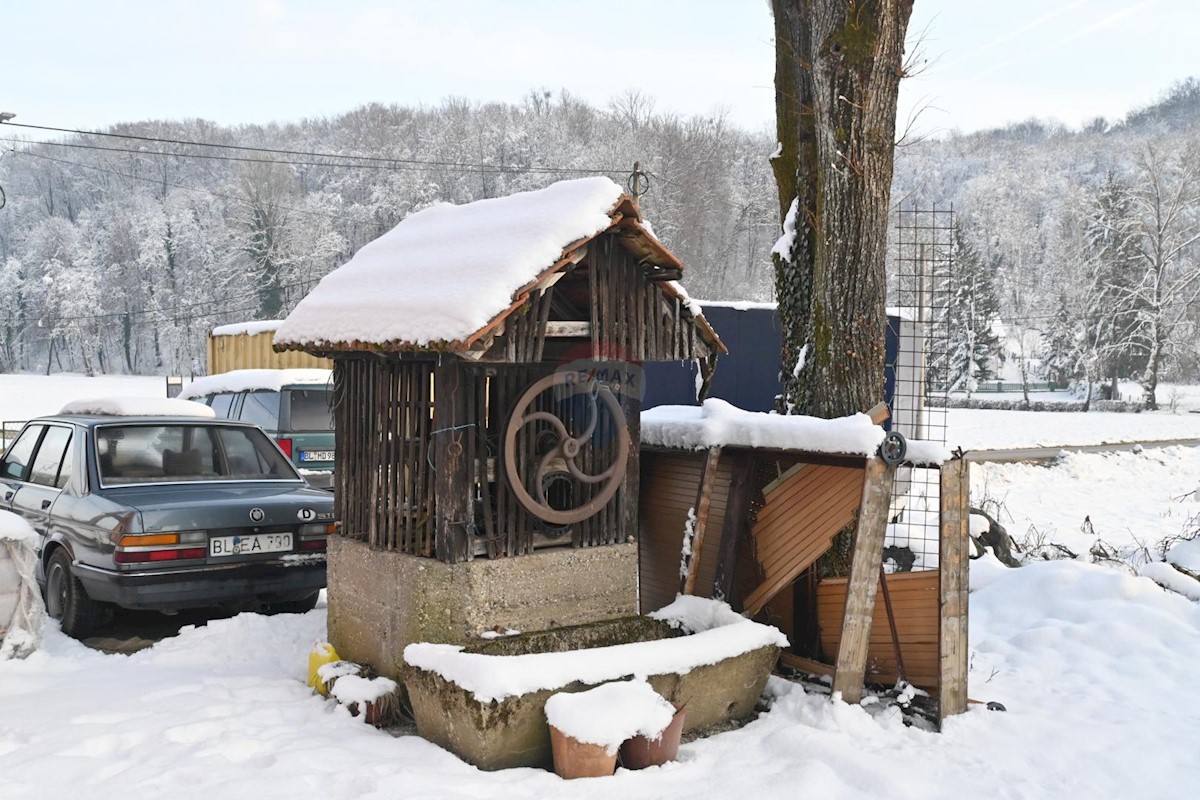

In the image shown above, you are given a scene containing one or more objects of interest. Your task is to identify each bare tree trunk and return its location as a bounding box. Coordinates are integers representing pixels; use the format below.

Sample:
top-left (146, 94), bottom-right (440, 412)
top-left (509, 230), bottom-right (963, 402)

top-left (771, 0), bottom-right (914, 418)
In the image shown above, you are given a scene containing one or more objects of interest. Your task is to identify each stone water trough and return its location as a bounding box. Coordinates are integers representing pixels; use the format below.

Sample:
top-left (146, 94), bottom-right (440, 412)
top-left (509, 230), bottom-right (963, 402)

top-left (403, 597), bottom-right (787, 770)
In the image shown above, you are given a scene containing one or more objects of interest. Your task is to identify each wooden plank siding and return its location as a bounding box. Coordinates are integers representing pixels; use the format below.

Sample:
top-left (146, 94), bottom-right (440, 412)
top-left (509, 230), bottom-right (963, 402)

top-left (742, 464), bottom-right (864, 615)
top-left (209, 330), bottom-right (331, 373)
top-left (816, 570), bottom-right (941, 694)
top-left (638, 450), bottom-right (733, 613)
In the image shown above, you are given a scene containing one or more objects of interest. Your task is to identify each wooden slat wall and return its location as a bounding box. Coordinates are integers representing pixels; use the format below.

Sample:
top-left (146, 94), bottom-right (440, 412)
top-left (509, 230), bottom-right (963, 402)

top-left (816, 571), bottom-right (941, 694)
top-left (333, 357), bottom-right (434, 555)
top-left (638, 451), bottom-right (732, 613)
top-left (742, 464), bottom-right (864, 615)
top-left (581, 236), bottom-right (709, 364)
top-left (209, 330), bottom-right (332, 373)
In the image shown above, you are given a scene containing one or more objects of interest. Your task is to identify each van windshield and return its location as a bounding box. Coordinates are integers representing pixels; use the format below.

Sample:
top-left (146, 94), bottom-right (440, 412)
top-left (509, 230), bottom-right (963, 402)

top-left (284, 389), bottom-right (334, 432)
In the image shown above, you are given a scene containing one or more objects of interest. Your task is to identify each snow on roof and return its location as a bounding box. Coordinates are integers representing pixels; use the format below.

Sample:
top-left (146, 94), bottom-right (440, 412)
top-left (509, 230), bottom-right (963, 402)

top-left (274, 177), bottom-right (626, 349)
top-left (210, 320), bottom-right (285, 337)
top-left (543, 679), bottom-right (676, 754)
top-left (698, 299), bottom-right (778, 311)
top-left (643, 399), bottom-right (950, 463)
top-left (178, 369), bottom-right (332, 400)
top-left (59, 397), bottom-right (217, 418)
top-left (643, 398), bottom-right (885, 456)
top-left (403, 596), bottom-right (787, 704)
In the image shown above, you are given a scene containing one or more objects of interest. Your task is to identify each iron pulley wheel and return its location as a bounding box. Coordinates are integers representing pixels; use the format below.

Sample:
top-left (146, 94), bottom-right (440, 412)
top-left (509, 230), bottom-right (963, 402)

top-left (503, 372), bottom-right (629, 526)
top-left (879, 431), bottom-right (908, 465)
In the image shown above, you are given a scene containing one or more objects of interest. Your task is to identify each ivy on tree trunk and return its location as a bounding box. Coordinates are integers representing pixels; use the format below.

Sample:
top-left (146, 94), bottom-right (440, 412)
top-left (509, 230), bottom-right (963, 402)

top-left (771, 0), bottom-right (913, 418)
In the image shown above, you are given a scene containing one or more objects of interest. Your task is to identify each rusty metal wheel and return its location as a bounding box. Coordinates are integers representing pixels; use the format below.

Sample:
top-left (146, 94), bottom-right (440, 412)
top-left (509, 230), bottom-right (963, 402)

top-left (503, 372), bottom-right (629, 526)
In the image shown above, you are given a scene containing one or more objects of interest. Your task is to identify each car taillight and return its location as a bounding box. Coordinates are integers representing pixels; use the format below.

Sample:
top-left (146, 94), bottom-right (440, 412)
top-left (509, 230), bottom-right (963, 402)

top-left (277, 437), bottom-right (293, 457)
top-left (298, 539), bottom-right (326, 552)
top-left (115, 532), bottom-right (207, 564)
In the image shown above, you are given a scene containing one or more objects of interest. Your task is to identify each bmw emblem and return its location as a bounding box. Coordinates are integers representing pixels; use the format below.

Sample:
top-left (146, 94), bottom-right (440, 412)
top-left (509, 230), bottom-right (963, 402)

top-left (249, 508), bottom-right (265, 522)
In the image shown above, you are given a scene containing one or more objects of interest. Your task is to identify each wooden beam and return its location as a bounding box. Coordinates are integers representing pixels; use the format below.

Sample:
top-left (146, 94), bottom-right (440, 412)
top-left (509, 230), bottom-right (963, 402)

top-left (831, 457), bottom-right (896, 704)
top-left (544, 321), bottom-right (591, 338)
top-left (712, 451), bottom-right (754, 603)
top-left (779, 652), bottom-right (835, 679)
top-left (433, 360), bottom-right (472, 563)
top-left (680, 446), bottom-right (723, 596)
top-left (938, 457), bottom-right (971, 721)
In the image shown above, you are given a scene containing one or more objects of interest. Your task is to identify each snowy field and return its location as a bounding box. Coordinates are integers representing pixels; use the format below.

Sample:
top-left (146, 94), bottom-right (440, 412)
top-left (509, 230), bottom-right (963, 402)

top-left (2, 373), bottom-right (1200, 799)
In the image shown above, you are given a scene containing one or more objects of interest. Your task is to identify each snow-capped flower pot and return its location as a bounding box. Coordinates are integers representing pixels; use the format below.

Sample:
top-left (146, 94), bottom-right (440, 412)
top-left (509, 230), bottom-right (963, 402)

top-left (402, 596), bottom-right (787, 770)
top-left (548, 725), bottom-right (617, 779)
top-left (619, 706), bottom-right (687, 769)
top-left (545, 679), bottom-right (676, 778)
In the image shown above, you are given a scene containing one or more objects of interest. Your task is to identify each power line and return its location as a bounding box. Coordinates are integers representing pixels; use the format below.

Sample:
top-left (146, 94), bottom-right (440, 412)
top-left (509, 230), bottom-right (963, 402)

top-left (7, 148), bottom-right (365, 224)
top-left (0, 120), bottom-right (624, 176)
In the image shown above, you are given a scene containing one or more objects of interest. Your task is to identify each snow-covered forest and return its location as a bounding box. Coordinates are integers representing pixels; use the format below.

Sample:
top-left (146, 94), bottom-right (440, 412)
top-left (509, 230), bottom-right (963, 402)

top-left (1, 80), bottom-right (1199, 402)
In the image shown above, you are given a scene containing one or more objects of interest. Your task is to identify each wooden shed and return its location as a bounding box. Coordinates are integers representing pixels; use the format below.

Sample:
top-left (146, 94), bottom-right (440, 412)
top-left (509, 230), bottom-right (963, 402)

top-left (208, 321), bottom-right (332, 373)
top-left (639, 402), bottom-right (969, 723)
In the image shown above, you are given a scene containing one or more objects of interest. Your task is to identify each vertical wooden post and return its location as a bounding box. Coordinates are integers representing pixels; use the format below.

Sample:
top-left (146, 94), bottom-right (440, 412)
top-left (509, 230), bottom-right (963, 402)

top-left (938, 457), bottom-right (970, 721)
top-left (620, 388), bottom-right (641, 551)
top-left (680, 446), bottom-right (722, 596)
top-left (712, 451), bottom-right (754, 603)
top-left (433, 359), bottom-right (471, 563)
top-left (831, 457), bottom-right (895, 704)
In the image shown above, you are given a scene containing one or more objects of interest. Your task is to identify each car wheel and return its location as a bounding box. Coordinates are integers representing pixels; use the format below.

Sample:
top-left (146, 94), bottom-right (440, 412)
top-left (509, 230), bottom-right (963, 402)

top-left (264, 591), bottom-right (320, 615)
top-left (45, 549), bottom-right (109, 639)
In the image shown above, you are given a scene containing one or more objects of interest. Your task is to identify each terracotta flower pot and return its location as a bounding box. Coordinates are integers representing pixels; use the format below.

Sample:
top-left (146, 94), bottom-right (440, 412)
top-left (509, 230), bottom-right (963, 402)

top-left (619, 707), bottom-right (687, 769)
top-left (549, 724), bottom-right (618, 779)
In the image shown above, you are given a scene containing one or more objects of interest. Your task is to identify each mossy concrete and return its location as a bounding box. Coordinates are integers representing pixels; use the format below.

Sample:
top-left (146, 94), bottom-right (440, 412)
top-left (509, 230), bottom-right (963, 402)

top-left (404, 616), bottom-right (781, 771)
top-left (325, 536), bottom-right (638, 680)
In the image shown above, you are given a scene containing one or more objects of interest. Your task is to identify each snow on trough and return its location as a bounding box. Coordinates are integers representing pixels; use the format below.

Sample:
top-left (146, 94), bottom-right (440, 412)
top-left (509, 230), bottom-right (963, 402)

top-left (404, 596), bottom-right (788, 704)
top-left (273, 176), bottom-right (625, 349)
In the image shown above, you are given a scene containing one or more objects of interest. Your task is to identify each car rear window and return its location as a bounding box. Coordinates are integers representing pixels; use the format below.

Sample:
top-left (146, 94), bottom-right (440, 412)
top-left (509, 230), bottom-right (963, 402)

top-left (284, 389), bottom-right (334, 432)
top-left (95, 424), bottom-right (299, 485)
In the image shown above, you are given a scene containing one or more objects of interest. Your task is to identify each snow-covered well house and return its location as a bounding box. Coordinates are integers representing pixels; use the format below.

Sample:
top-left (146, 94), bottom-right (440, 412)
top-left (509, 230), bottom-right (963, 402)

top-left (274, 177), bottom-right (725, 675)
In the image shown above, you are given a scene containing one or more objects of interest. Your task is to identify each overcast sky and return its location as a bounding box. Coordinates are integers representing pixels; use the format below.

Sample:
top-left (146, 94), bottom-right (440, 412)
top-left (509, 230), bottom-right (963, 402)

top-left (2, 0), bottom-right (1196, 137)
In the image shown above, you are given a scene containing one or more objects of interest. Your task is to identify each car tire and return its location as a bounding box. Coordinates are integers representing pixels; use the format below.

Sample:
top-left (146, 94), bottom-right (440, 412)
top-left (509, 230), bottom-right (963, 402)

top-left (45, 549), bottom-right (109, 639)
top-left (264, 591), bottom-right (320, 615)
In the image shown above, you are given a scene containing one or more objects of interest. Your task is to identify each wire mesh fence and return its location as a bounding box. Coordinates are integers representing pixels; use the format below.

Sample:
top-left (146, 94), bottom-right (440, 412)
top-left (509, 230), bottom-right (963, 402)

top-left (885, 204), bottom-right (954, 572)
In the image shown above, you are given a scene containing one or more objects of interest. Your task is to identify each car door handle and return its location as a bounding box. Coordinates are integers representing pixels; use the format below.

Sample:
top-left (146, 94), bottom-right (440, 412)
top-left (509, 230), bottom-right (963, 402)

top-left (41, 499), bottom-right (52, 510)
top-left (3, 491), bottom-right (11, 502)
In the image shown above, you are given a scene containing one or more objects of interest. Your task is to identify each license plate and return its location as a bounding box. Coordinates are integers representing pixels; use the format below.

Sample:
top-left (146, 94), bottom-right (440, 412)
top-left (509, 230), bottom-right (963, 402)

top-left (209, 532), bottom-right (293, 557)
top-left (299, 450), bottom-right (334, 462)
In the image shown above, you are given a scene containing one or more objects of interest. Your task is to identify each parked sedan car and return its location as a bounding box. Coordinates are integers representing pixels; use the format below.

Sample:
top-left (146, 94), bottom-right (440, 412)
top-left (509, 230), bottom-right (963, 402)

top-left (180, 369), bottom-right (335, 489)
top-left (0, 400), bottom-right (334, 639)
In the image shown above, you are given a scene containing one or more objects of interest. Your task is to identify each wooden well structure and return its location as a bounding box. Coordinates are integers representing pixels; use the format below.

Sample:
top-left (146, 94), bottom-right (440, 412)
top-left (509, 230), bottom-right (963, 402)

top-left (278, 195), bottom-right (721, 563)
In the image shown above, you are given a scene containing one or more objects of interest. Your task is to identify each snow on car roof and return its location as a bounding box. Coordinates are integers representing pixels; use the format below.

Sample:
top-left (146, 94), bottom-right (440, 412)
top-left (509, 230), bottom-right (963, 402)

top-left (58, 397), bottom-right (217, 418)
top-left (178, 369), bottom-right (332, 400)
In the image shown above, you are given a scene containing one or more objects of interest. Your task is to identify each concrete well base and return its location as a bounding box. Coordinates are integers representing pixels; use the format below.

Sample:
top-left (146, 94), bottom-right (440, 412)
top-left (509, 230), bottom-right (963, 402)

top-left (325, 536), bottom-right (638, 680)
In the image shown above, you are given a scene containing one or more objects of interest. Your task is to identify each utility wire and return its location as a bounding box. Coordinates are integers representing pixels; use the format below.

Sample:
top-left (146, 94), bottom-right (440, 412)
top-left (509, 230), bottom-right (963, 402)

top-left (7, 148), bottom-right (365, 224)
top-left (0, 120), bottom-right (624, 175)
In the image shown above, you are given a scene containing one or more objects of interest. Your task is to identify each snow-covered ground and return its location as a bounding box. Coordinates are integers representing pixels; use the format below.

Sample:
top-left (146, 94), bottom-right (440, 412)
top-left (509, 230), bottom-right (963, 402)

top-left (2, 372), bottom-right (1200, 799)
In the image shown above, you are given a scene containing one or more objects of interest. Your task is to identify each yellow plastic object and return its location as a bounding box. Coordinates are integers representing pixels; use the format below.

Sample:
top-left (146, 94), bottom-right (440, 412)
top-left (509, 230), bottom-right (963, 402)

top-left (308, 642), bottom-right (340, 695)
